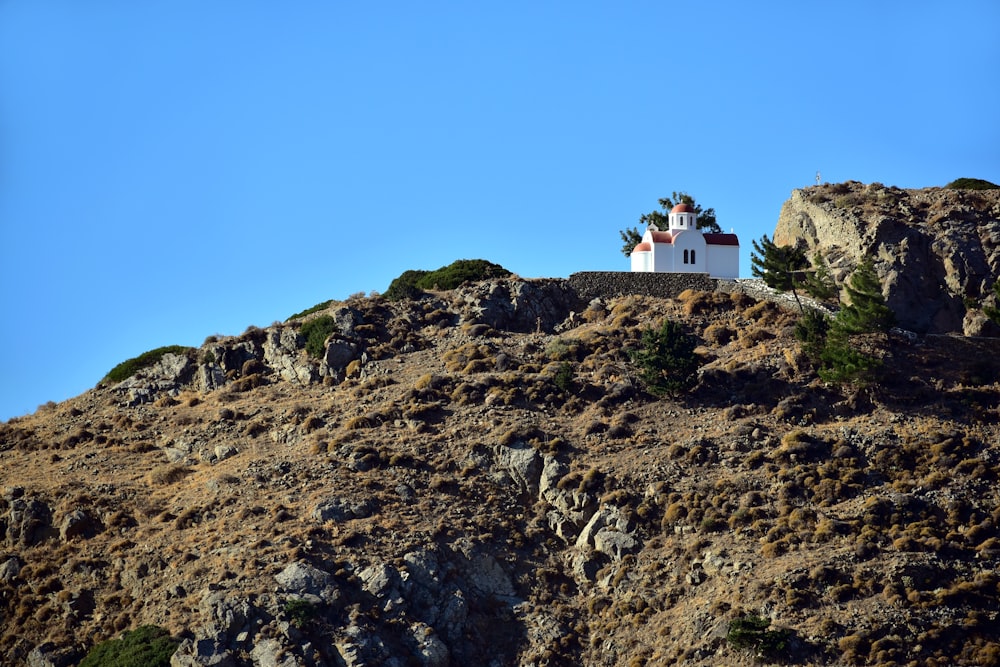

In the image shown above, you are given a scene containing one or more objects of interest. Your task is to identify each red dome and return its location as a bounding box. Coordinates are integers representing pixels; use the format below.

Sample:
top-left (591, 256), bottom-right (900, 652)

top-left (671, 203), bottom-right (694, 214)
top-left (633, 242), bottom-right (652, 252)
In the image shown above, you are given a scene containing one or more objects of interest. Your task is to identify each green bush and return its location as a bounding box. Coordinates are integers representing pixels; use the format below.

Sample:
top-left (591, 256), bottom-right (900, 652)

top-left (385, 269), bottom-right (431, 302)
top-left (726, 615), bottom-right (791, 660)
top-left (284, 597), bottom-right (318, 629)
top-left (629, 319), bottom-right (700, 396)
top-left (79, 625), bottom-right (180, 667)
top-left (287, 299), bottom-right (333, 321)
top-left (554, 361), bottom-right (574, 392)
top-left (385, 260), bottom-right (511, 301)
top-left (300, 315), bottom-right (338, 358)
top-left (106, 346), bottom-right (194, 383)
top-left (945, 177), bottom-right (999, 190)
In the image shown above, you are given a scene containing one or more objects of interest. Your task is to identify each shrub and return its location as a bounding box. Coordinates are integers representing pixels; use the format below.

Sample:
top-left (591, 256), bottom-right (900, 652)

top-left (106, 346), bottom-right (193, 383)
top-left (553, 362), bottom-right (574, 392)
top-left (300, 315), bottom-right (337, 358)
top-left (629, 319), bottom-right (700, 396)
top-left (945, 177), bottom-right (999, 190)
top-left (79, 625), bottom-right (180, 667)
top-left (726, 615), bottom-right (791, 660)
top-left (385, 259), bottom-right (511, 301)
top-left (283, 598), bottom-right (318, 629)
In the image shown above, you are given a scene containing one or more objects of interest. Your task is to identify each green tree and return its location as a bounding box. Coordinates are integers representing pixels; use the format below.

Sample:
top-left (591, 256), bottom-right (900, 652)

top-left (801, 252), bottom-right (839, 303)
top-left (794, 308), bottom-right (831, 363)
top-left (983, 280), bottom-right (1000, 326)
top-left (816, 260), bottom-right (895, 385)
top-left (619, 192), bottom-right (721, 257)
top-left (629, 319), bottom-right (701, 396)
top-left (750, 235), bottom-right (809, 311)
top-left (836, 259), bottom-right (895, 335)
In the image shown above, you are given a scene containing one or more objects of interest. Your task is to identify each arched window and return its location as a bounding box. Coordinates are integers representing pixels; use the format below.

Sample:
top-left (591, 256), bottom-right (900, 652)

top-left (683, 249), bottom-right (689, 264)
top-left (691, 249), bottom-right (696, 264)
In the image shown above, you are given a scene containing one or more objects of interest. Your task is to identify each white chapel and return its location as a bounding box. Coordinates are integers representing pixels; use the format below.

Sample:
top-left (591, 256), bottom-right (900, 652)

top-left (629, 203), bottom-right (740, 279)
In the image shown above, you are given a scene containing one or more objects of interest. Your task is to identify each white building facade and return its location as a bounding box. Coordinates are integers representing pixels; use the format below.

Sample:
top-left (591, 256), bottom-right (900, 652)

top-left (629, 203), bottom-right (739, 279)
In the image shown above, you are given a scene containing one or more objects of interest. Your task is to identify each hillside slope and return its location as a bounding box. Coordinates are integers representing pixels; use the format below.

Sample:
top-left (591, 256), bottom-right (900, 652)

top-left (2, 279), bottom-right (1000, 666)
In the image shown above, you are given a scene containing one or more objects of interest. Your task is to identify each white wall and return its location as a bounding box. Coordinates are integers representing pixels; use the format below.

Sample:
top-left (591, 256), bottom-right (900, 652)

top-left (706, 245), bottom-right (740, 279)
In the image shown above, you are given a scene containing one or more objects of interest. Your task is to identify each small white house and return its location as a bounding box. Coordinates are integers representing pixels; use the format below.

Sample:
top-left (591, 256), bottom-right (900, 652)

top-left (629, 203), bottom-right (739, 279)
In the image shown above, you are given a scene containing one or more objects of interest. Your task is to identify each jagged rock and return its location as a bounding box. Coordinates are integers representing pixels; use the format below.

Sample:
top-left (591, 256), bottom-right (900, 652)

top-left (263, 328), bottom-right (317, 385)
top-left (59, 509), bottom-right (100, 541)
top-left (312, 497), bottom-right (376, 523)
top-left (213, 444), bottom-right (238, 462)
top-left (566, 547), bottom-right (607, 584)
top-left (250, 638), bottom-right (302, 667)
top-left (454, 540), bottom-right (515, 599)
top-left (492, 442), bottom-right (541, 497)
top-left (171, 638), bottom-right (236, 667)
top-left (331, 306), bottom-right (366, 338)
top-left (457, 279), bottom-right (577, 333)
top-left (774, 183), bottom-right (1000, 334)
top-left (359, 562), bottom-right (402, 600)
top-left (322, 340), bottom-right (360, 376)
top-left (4, 497), bottom-right (54, 546)
top-left (26, 642), bottom-right (77, 667)
top-left (275, 562), bottom-right (338, 604)
top-left (575, 506), bottom-right (639, 561)
top-left (0, 555), bottom-right (22, 582)
top-left (198, 362), bottom-right (227, 392)
top-left (408, 622), bottom-right (450, 667)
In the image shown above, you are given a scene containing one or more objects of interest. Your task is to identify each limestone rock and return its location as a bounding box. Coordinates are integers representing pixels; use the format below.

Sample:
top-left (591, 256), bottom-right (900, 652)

top-left (263, 328), bottom-right (317, 385)
top-left (457, 279), bottom-right (577, 333)
top-left (492, 442), bottom-right (542, 497)
top-left (59, 509), bottom-right (100, 541)
top-left (774, 183), bottom-right (1000, 334)
top-left (4, 496), bottom-right (54, 546)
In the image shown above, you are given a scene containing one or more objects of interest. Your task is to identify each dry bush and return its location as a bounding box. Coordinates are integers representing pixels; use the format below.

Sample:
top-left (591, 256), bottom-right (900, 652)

top-left (148, 464), bottom-right (192, 485)
top-left (703, 323), bottom-right (734, 346)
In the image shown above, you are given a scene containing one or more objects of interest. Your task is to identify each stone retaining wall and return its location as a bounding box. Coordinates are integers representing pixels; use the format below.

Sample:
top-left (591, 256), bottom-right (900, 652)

top-left (567, 272), bottom-right (837, 316)
top-left (567, 271), bottom-right (718, 302)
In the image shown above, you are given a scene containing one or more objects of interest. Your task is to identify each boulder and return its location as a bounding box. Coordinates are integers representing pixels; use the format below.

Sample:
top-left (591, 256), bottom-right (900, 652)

top-left (59, 509), bottom-right (100, 541)
top-left (263, 328), bottom-right (317, 385)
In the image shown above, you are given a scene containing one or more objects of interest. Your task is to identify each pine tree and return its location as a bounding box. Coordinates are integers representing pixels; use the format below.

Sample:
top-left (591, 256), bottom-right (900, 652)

top-left (984, 280), bottom-right (1000, 326)
top-left (629, 319), bottom-right (700, 396)
top-left (816, 259), bottom-right (896, 385)
top-left (836, 259), bottom-right (895, 335)
top-left (750, 235), bottom-right (809, 311)
top-left (802, 252), bottom-right (839, 303)
top-left (794, 309), bottom-right (830, 363)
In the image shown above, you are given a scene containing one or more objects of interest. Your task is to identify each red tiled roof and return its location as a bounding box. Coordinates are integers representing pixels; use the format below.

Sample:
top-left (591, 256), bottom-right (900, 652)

top-left (703, 233), bottom-right (740, 246)
top-left (650, 231), bottom-right (673, 244)
top-left (633, 242), bottom-right (652, 252)
top-left (671, 203), bottom-right (694, 214)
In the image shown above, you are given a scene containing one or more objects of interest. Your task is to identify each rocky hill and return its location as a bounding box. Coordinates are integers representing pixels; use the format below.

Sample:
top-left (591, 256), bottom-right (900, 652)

top-left (774, 181), bottom-right (1000, 336)
top-left (2, 269), bottom-right (1000, 666)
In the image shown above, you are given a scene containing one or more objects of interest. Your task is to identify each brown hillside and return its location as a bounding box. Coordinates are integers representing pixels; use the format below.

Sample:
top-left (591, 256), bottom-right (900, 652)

top-left (2, 281), bottom-right (1000, 666)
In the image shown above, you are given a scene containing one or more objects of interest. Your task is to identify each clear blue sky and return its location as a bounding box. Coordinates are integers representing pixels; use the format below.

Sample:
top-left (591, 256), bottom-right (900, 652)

top-left (2, 1), bottom-right (998, 421)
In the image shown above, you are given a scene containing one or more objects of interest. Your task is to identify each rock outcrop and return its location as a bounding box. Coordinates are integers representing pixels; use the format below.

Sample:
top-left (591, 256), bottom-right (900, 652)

top-left (774, 182), bottom-right (1000, 334)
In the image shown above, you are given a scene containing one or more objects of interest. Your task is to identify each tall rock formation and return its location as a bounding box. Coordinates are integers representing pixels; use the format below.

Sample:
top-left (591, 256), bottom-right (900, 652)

top-left (774, 181), bottom-right (1000, 335)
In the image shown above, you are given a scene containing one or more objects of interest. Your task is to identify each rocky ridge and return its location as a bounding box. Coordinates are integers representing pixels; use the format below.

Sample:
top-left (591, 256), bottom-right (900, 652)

top-left (774, 181), bottom-right (1000, 335)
